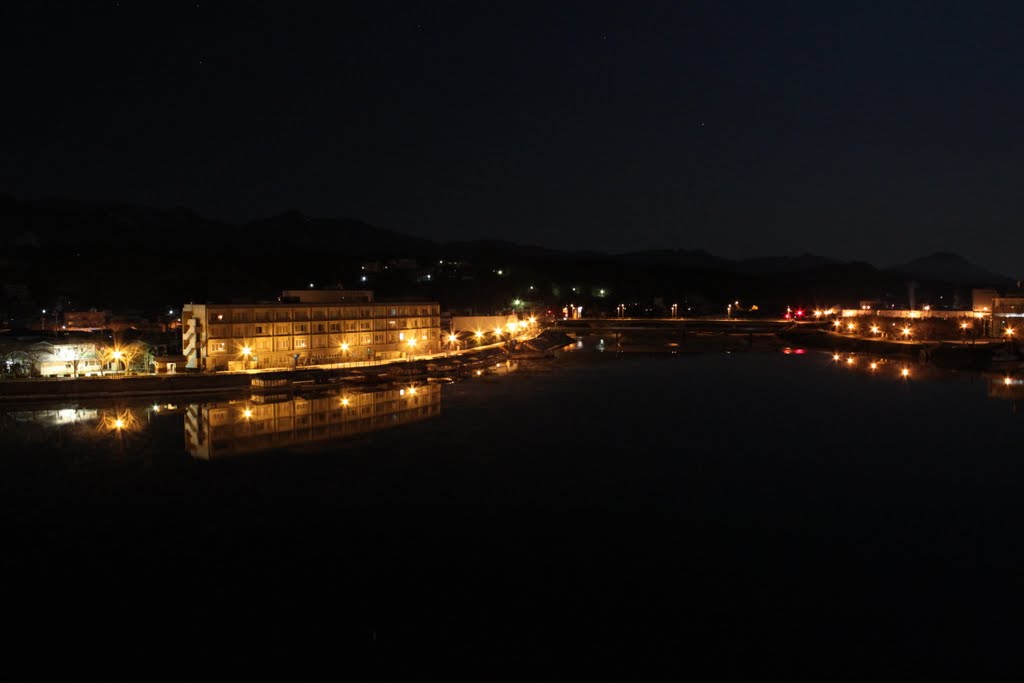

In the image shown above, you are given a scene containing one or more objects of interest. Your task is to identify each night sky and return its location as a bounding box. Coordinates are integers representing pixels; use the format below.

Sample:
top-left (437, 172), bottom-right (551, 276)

top-left (4, 1), bottom-right (1024, 275)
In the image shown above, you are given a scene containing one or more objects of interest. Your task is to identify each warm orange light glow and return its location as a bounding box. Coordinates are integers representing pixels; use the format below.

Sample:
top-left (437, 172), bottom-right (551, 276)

top-left (241, 346), bottom-right (252, 356)
top-left (847, 323), bottom-right (857, 332)
top-left (902, 327), bottom-right (912, 337)
top-left (408, 386), bottom-right (417, 395)
top-left (494, 327), bottom-right (502, 336)
top-left (901, 368), bottom-right (910, 378)
top-left (1006, 327), bottom-right (1016, 337)
top-left (340, 397), bottom-right (350, 406)
top-left (114, 418), bottom-right (125, 429)
top-left (407, 338), bottom-right (416, 347)
top-left (475, 330), bottom-right (484, 339)
top-left (846, 357), bottom-right (855, 365)
top-left (528, 316), bottom-right (536, 324)
top-left (869, 362), bottom-right (878, 370)
top-left (1005, 377), bottom-right (1013, 386)
top-left (960, 322), bottom-right (969, 330)
top-left (242, 408), bottom-right (253, 419)
top-left (870, 325), bottom-right (880, 335)
top-left (832, 353), bottom-right (841, 361)
top-left (833, 320), bottom-right (842, 328)
top-left (448, 334), bottom-right (458, 343)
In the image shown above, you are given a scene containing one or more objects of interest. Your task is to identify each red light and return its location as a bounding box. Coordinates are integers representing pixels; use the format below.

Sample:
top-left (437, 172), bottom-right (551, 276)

top-left (795, 309), bottom-right (805, 318)
top-left (784, 313), bottom-right (791, 320)
top-left (794, 348), bottom-right (806, 355)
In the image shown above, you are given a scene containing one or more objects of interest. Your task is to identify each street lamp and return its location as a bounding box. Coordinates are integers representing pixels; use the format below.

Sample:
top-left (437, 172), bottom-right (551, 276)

top-left (241, 346), bottom-right (252, 370)
top-left (112, 349), bottom-right (124, 377)
top-left (406, 337), bottom-right (417, 360)
top-left (340, 342), bottom-right (349, 366)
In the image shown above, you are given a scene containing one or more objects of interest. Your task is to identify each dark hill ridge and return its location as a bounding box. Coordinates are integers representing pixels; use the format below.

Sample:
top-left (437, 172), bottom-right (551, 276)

top-left (0, 195), bottom-right (1016, 310)
top-left (888, 252), bottom-right (1014, 287)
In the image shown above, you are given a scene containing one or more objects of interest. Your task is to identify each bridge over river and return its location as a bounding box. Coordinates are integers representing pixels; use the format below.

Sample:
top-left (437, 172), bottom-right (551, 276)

top-left (548, 317), bottom-right (814, 334)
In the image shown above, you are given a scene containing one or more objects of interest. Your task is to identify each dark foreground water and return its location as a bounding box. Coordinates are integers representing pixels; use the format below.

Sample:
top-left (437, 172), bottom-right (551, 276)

top-left (2, 350), bottom-right (1023, 678)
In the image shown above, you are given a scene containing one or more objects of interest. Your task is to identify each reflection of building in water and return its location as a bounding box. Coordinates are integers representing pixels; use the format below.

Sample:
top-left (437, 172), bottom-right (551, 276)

top-left (987, 375), bottom-right (1024, 402)
top-left (2, 407), bottom-right (101, 427)
top-left (185, 384), bottom-right (442, 460)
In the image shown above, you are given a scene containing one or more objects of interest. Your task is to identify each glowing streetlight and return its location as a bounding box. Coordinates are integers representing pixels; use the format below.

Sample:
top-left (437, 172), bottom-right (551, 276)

top-left (901, 367), bottom-right (910, 378)
top-left (341, 397), bottom-right (350, 406)
top-left (869, 362), bottom-right (878, 370)
top-left (870, 325), bottom-right (880, 335)
top-left (1006, 327), bottom-right (1016, 338)
top-left (114, 418), bottom-right (125, 429)
top-left (902, 327), bottom-right (912, 338)
top-left (1005, 377), bottom-right (1013, 386)
top-left (242, 408), bottom-right (253, 419)
top-left (847, 323), bottom-right (857, 332)
top-left (833, 319), bottom-right (842, 329)
top-left (112, 349), bottom-right (124, 376)
top-left (846, 357), bottom-right (855, 365)
top-left (832, 353), bottom-right (841, 361)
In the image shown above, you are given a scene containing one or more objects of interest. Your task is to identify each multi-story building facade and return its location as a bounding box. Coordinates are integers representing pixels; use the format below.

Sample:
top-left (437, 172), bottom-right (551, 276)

top-left (182, 290), bottom-right (441, 371)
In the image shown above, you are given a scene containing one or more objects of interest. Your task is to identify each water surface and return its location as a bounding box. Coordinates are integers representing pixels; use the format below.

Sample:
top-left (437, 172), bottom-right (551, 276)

top-left (2, 350), bottom-right (1022, 677)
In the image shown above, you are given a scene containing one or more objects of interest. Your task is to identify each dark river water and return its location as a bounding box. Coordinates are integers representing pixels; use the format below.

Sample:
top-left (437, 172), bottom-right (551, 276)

top-left (2, 348), bottom-right (1023, 678)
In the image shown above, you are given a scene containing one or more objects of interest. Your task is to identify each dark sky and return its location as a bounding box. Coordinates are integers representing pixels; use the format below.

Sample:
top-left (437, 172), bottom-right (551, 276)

top-left (4, 1), bottom-right (1024, 275)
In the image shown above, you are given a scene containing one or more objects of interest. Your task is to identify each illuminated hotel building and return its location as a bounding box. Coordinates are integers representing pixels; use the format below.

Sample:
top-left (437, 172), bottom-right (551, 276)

top-left (185, 384), bottom-right (442, 459)
top-left (182, 289), bottom-right (441, 371)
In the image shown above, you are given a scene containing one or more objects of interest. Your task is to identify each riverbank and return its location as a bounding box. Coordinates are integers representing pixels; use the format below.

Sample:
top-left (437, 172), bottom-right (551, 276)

top-left (0, 328), bottom-right (572, 402)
